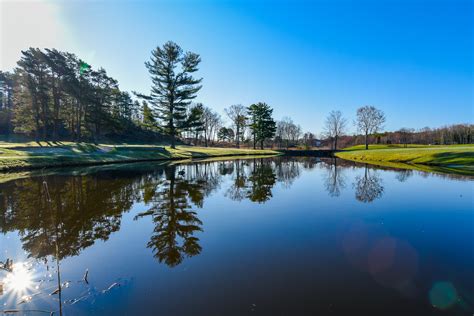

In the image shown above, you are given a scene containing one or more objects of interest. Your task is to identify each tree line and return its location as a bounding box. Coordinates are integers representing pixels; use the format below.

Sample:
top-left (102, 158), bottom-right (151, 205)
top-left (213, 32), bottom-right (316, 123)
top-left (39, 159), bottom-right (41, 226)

top-left (0, 42), bottom-right (280, 148)
top-left (323, 107), bottom-right (472, 149)
top-left (0, 42), bottom-right (471, 148)
top-left (0, 48), bottom-right (148, 142)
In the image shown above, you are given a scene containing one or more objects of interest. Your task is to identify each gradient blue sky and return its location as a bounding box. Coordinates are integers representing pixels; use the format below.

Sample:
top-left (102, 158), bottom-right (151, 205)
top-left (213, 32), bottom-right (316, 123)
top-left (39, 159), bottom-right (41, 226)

top-left (1, 0), bottom-right (472, 134)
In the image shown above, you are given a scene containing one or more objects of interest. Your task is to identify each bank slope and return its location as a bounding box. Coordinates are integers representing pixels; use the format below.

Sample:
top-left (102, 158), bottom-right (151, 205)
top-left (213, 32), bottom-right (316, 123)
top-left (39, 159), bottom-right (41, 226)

top-left (335, 145), bottom-right (474, 175)
top-left (0, 143), bottom-right (279, 171)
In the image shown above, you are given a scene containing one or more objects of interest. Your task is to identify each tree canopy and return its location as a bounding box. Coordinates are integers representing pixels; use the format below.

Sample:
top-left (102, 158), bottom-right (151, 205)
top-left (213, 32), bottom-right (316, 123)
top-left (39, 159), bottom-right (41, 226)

top-left (247, 102), bottom-right (277, 149)
top-left (144, 41), bottom-right (202, 148)
top-left (356, 105), bottom-right (386, 149)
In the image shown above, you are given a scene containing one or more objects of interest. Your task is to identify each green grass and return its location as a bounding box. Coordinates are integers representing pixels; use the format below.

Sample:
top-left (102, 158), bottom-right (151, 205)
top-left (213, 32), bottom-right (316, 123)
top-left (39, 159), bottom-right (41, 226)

top-left (336, 144), bottom-right (474, 175)
top-left (342, 143), bottom-right (474, 151)
top-left (0, 142), bottom-right (279, 171)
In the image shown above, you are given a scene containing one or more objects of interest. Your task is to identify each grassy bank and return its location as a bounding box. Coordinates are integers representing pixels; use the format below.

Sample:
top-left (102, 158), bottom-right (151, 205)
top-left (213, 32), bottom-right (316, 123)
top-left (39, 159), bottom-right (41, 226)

top-left (0, 142), bottom-right (279, 171)
top-left (336, 144), bottom-right (474, 175)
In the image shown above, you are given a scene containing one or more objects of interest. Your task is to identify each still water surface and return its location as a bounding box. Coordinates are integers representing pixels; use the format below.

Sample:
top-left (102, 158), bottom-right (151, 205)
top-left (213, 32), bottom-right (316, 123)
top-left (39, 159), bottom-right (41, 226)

top-left (0, 157), bottom-right (472, 315)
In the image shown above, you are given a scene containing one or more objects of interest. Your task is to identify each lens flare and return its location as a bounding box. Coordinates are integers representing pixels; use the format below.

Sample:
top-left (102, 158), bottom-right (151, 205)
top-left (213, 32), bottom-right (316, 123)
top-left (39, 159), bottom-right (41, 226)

top-left (429, 281), bottom-right (458, 310)
top-left (2, 262), bottom-right (33, 293)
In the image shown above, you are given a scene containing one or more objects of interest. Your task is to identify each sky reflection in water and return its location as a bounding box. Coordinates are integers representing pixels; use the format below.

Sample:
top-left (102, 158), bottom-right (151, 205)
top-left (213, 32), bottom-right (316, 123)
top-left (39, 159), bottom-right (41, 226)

top-left (0, 157), bottom-right (472, 315)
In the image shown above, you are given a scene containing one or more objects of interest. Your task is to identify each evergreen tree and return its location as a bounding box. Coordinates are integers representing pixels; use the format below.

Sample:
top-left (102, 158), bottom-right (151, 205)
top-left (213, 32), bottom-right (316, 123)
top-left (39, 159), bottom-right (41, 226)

top-left (247, 102), bottom-right (276, 149)
top-left (217, 127), bottom-right (234, 142)
top-left (88, 68), bottom-right (118, 142)
top-left (145, 41), bottom-right (202, 148)
top-left (44, 49), bottom-right (69, 140)
top-left (16, 48), bottom-right (51, 141)
top-left (185, 103), bottom-right (205, 145)
top-left (0, 71), bottom-right (14, 135)
top-left (142, 101), bottom-right (156, 130)
top-left (6, 48), bottom-right (146, 142)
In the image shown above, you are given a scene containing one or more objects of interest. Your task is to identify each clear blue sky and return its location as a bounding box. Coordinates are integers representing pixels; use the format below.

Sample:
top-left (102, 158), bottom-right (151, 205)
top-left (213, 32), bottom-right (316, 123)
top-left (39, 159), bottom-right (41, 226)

top-left (1, 0), bottom-right (472, 134)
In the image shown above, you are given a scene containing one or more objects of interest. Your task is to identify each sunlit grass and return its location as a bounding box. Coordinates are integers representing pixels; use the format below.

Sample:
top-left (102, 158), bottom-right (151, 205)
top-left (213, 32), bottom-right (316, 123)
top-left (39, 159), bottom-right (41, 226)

top-left (342, 144), bottom-right (474, 151)
top-left (336, 145), bottom-right (474, 175)
top-left (0, 142), bottom-right (279, 172)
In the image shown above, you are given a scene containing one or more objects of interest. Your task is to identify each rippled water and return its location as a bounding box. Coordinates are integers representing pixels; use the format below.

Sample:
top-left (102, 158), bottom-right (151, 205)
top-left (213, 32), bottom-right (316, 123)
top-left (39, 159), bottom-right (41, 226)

top-left (0, 157), bottom-right (472, 315)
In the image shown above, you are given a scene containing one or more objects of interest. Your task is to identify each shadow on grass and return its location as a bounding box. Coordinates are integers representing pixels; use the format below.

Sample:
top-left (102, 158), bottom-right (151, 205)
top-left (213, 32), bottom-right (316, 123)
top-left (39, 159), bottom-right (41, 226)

top-left (2, 145), bottom-right (175, 172)
top-left (348, 159), bottom-right (474, 177)
top-left (429, 151), bottom-right (474, 165)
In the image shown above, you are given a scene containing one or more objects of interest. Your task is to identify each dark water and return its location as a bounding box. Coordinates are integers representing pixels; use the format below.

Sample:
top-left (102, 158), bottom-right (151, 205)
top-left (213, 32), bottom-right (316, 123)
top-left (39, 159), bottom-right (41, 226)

top-left (0, 157), bottom-right (472, 315)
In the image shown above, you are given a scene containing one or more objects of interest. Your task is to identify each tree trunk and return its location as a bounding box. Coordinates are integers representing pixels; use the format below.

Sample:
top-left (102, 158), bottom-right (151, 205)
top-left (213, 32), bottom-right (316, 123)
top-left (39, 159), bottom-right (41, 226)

top-left (171, 133), bottom-right (176, 149)
top-left (365, 132), bottom-right (369, 150)
top-left (76, 103), bottom-right (82, 141)
top-left (260, 139), bottom-right (264, 150)
top-left (253, 134), bottom-right (256, 149)
top-left (94, 122), bottom-right (99, 145)
top-left (235, 125), bottom-right (239, 148)
top-left (33, 98), bottom-right (40, 143)
top-left (170, 123), bottom-right (176, 149)
top-left (334, 135), bottom-right (338, 150)
top-left (52, 76), bottom-right (60, 142)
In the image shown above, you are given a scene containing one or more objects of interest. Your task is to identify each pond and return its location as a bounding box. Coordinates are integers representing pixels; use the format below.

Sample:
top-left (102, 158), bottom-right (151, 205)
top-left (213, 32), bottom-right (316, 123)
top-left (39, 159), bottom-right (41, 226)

top-left (0, 157), bottom-right (472, 315)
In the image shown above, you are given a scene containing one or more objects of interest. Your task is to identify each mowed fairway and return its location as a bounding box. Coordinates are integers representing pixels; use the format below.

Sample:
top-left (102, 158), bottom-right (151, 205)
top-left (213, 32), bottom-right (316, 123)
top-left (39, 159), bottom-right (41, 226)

top-left (335, 144), bottom-right (474, 175)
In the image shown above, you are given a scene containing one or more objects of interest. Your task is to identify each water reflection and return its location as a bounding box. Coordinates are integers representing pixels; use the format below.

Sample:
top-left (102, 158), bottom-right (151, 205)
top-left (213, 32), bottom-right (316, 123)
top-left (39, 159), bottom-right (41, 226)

top-left (395, 169), bottom-right (413, 182)
top-left (322, 158), bottom-right (347, 197)
top-left (247, 159), bottom-right (277, 203)
top-left (0, 158), bottom-right (470, 268)
top-left (0, 174), bottom-right (135, 259)
top-left (0, 157), bottom-right (472, 315)
top-left (353, 164), bottom-right (384, 203)
top-left (225, 160), bottom-right (248, 201)
top-left (274, 157), bottom-right (301, 188)
top-left (135, 165), bottom-right (206, 267)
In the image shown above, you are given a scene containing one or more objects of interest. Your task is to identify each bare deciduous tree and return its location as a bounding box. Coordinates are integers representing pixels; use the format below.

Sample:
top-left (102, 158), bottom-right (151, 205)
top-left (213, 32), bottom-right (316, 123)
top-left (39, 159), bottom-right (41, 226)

top-left (288, 123), bottom-right (302, 147)
top-left (202, 107), bottom-right (221, 146)
top-left (302, 132), bottom-right (316, 148)
top-left (225, 104), bottom-right (246, 148)
top-left (356, 105), bottom-right (385, 150)
top-left (276, 117), bottom-right (301, 149)
top-left (397, 127), bottom-right (415, 147)
top-left (324, 110), bottom-right (347, 150)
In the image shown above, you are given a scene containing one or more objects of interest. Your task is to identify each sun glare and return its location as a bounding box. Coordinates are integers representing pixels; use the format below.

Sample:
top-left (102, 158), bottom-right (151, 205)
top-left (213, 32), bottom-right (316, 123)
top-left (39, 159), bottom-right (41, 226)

top-left (2, 262), bottom-right (33, 293)
top-left (0, 0), bottom-right (70, 70)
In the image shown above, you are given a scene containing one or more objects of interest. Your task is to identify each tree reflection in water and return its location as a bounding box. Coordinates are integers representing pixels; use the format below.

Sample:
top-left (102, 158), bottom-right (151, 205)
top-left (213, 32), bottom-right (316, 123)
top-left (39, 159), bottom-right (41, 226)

top-left (2, 156), bottom-right (471, 316)
top-left (323, 158), bottom-right (347, 197)
top-left (395, 169), bottom-right (413, 182)
top-left (247, 158), bottom-right (277, 203)
top-left (0, 173), bottom-right (138, 259)
top-left (135, 165), bottom-right (206, 267)
top-left (226, 158), bottom-right (309, 203)
top-left (353, 164), bottom-right (384, 203)
top-left (0, 157), bottom-right (393, 270)
top-left (274, 157), bottom-right (300, 188)
top-left (225, 160), bottom-right (248, 201)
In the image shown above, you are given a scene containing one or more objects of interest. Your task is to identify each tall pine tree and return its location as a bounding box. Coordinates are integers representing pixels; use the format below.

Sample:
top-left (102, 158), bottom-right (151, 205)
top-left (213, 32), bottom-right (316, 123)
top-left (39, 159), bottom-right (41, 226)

top-left (145, 41), bottom-right (202, 148)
